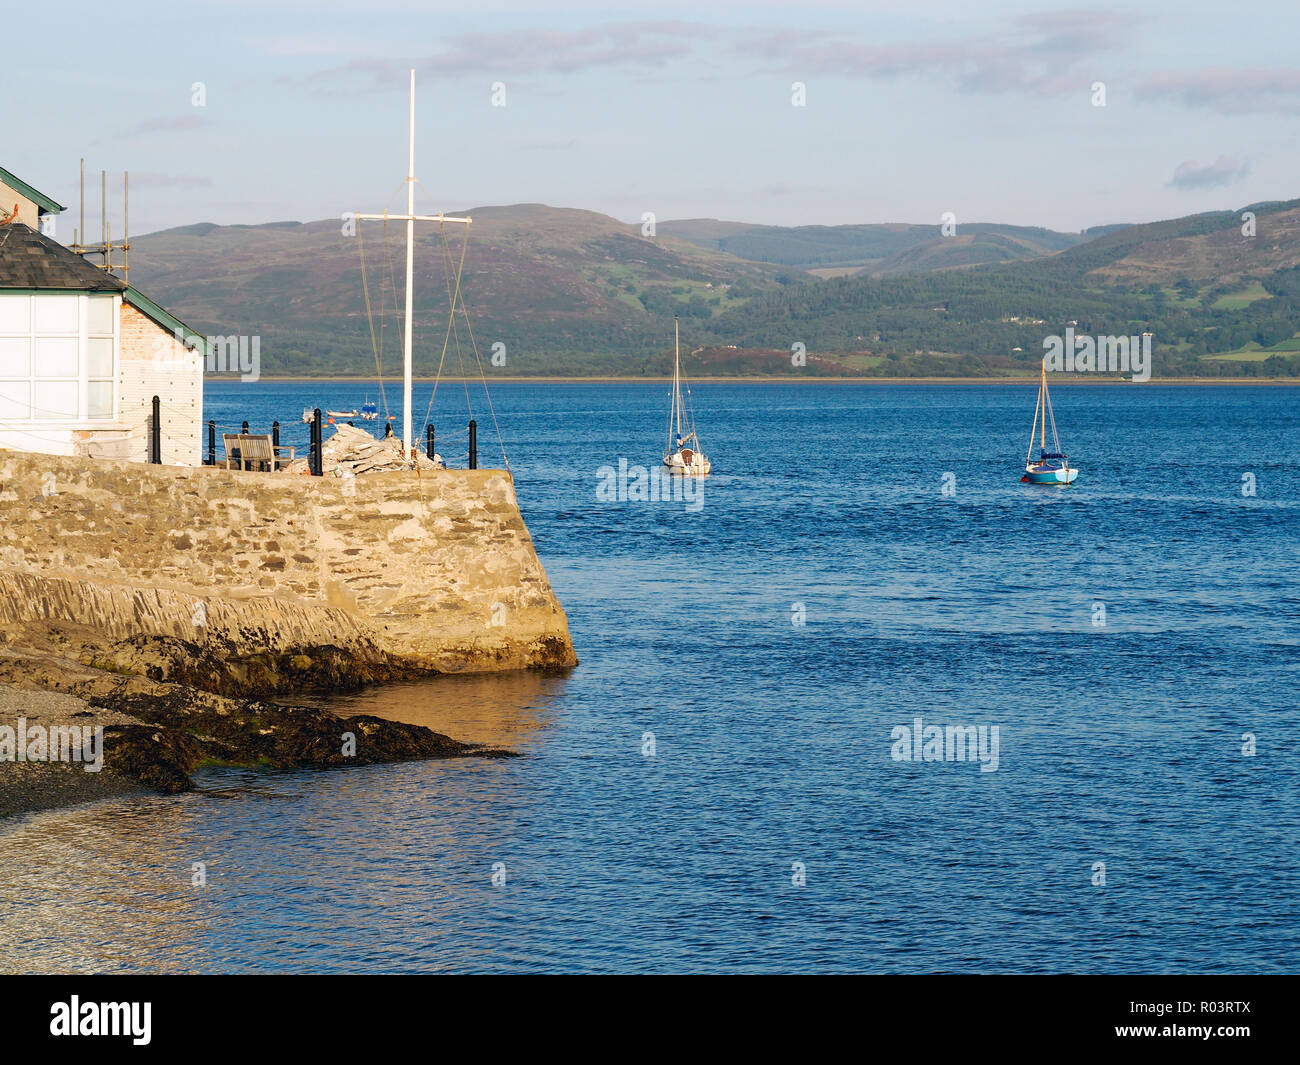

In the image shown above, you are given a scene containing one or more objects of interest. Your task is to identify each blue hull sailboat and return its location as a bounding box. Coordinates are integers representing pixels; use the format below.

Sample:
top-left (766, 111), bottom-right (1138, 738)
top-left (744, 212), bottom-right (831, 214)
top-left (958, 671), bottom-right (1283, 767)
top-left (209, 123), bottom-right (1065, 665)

top-left (1023, 358), bottom-right (1079, 485)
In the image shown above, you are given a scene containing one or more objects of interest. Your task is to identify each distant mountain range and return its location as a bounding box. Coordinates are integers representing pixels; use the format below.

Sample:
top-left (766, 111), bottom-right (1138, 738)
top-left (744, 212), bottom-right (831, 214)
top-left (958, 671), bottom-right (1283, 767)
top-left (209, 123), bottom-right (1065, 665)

top-left (123, 200), bottom-right (1300, 377)
top-left (696, 199), bottom-right (1300, 377)
top-left (659, 218), bottom-right (1121, 277)
top-left (125, 205), bottom-right (801, 376)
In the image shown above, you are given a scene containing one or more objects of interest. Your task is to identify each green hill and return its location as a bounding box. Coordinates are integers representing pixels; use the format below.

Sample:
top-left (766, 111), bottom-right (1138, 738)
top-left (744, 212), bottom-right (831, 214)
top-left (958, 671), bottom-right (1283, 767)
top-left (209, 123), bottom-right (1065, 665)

top-left (122, 200), bottom-right (1300, 378)
top-left (125, 205), bottom-right (805, 376)
top-left (693, 199), bottom-right (1300, 377)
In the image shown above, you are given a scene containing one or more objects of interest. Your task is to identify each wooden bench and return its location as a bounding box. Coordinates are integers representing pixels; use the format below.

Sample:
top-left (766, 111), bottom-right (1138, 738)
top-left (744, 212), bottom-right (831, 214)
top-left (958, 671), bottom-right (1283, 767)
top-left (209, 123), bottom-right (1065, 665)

top-left (223, 433), bottom-right (295, 471)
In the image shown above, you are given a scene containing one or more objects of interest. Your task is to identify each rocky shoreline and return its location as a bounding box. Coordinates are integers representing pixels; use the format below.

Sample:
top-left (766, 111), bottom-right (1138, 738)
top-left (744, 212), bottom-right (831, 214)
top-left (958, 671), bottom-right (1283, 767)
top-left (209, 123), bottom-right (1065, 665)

top-left (0, 622), bottom-right (523, 821)
top-left (0, 448), bottom-right (577, 821)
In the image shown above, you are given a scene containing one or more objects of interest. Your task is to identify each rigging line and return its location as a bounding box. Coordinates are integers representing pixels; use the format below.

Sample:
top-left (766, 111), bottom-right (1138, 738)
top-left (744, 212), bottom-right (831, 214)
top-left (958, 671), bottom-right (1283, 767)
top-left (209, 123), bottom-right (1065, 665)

top-left (382, 216), bottom-right (405, 364)
top-left (422, 218), bottom-right (470, 433)
top-left (437, 220), bottom-right (474, 420)
top-left (679, 345), bottom-right (700, 443)
top-left (425, 221), bottom-right (470, 426)
top-left (384, 181), bottom-right (407, 213)
top-left (457, 297), bottom-right (509, 472)
top-left (407, 190), bottom-right (506, 469)
top-left (413, 178), bottom-right (460, 219)
top-left (1044, 378), bottom-right (1060, 452)
top-left (448, 241), bottom-right (509, 472)
top-left (378, 237), bottom-right (396, 419)
top-left (381, 180), bottom-right (410, 358)
top-left (356, 216), bottom-right (390, 421)
top-left (413, 178), bottom-right (437, 213)
top-left (377, 238), bottom-right (389, 416)
top-left (665, 342), bottom-right (675, 450)
top-left (421, 228), bottom-right (455, 433)
top-left (378, 261), bottom-right (387, 406)
top-left (409, 181), bottom-right (485, 449)
top-left (1027, 382), bottom-right (1042, 463)
top-left (451, 291), bottom-right (473, 422)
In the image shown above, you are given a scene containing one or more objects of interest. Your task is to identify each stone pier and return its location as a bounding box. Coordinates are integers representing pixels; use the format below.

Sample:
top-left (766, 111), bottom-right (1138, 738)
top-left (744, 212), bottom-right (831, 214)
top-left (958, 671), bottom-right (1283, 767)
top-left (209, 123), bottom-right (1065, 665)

top-left (0, 450), bottom-right (576, 690)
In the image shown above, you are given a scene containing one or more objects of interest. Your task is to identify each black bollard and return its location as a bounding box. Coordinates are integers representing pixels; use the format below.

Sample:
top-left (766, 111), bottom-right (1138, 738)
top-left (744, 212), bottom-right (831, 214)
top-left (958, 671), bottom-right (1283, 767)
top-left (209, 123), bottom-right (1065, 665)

top-left (272, 421), bottom-right (280, 471)
top-left (207, 420), bottom-right (216, 466)
top-left (311, 409), bottom-right (323, 476)
top-left (426, 424), bottom-right (435, 461)
top-left (468, 419), bottom-right (477, 470)
top-left (241, 420), bottom-right (249, 434)
top-left (150, 396), bottom-right (161, 464)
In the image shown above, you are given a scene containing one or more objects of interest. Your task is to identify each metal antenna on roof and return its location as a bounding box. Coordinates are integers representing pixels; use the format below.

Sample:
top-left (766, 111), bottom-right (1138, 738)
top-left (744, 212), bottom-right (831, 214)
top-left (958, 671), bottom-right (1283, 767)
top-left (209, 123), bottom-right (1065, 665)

top-left (72, 161), bottom-right (131, 280)
top-left (77, 158), bottom-right (85, 254)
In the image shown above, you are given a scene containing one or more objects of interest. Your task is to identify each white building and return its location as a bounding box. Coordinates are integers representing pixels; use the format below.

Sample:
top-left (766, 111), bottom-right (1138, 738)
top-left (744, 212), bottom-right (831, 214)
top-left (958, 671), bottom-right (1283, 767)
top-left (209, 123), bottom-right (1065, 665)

top-left (0, 166), bottom-right (204, 465)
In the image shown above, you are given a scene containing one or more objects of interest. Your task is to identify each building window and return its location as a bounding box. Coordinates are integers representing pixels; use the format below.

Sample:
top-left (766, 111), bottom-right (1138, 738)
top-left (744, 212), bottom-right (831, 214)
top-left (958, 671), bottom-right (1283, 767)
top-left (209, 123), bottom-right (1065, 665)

top-left (0, 293), bottom-right (118, 422)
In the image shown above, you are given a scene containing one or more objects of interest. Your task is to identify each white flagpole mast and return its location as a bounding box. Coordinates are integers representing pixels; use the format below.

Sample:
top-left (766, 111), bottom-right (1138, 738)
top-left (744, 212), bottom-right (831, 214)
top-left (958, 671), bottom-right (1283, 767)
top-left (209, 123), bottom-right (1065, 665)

top-left (403, 68), bottom-right (415, 459)
top-left (355, 69), bottom-right (471, 462)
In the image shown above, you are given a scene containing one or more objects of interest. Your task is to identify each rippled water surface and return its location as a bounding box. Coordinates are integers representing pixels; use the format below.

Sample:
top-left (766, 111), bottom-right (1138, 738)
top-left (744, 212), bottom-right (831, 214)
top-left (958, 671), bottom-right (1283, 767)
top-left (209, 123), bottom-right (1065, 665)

top-left (2, 382), bottom-right (1297, 973)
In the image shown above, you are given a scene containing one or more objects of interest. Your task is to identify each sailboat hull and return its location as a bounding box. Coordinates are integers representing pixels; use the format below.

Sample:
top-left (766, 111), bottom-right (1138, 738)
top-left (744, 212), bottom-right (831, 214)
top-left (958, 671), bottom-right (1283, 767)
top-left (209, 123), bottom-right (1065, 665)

top-left (1024, 465), bottom-right (1079, 484)
top-left (664, 452), bottom-right (711, 476)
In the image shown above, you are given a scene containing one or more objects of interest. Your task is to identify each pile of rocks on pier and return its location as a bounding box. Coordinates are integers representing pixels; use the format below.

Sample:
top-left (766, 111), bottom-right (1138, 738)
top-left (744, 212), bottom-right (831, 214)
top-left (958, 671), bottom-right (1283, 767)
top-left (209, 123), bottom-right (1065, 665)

top-left (282, 423), bottom-right (445, 476)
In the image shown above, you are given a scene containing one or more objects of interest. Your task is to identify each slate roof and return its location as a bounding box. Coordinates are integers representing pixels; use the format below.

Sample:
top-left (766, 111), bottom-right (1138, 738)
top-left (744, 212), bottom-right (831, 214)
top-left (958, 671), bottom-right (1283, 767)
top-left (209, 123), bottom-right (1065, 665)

top-left (0, 222), bottom-right (127, 292)
top-left (0, 222), bottom-right (206, 353)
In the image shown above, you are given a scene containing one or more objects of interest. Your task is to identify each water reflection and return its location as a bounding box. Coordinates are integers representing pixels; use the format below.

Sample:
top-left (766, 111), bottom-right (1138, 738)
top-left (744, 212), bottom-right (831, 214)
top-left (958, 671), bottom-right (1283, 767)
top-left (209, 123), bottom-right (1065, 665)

top-left (2, 384), bottom-right (1297, 974)
top-left (293, 669), bottom-right (574, 751)
top-left (0, 670), bottom-right (574, 974)
top-left (0, 795), bottom-right (217, 973)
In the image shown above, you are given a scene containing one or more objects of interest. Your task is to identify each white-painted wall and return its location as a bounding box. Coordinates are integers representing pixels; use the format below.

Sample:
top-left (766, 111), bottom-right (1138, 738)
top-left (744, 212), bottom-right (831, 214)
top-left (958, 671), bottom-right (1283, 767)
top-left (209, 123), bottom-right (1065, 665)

top-left (0, 293), bottom-right (203, 465)
top-left (117, 303), bottom-right (204, 466)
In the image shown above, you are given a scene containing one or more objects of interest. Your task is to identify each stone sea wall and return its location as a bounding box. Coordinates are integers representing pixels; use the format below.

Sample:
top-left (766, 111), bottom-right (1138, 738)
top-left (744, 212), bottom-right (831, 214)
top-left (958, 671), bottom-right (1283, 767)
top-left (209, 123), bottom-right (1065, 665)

top-left (0, 450), bottom-right (575, 686)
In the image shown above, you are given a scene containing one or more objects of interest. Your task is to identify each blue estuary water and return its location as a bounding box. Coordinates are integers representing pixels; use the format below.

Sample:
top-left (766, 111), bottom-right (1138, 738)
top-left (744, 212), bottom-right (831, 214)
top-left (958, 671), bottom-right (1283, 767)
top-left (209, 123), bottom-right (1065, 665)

top-left (2, 382), bottom-right (1298, 973)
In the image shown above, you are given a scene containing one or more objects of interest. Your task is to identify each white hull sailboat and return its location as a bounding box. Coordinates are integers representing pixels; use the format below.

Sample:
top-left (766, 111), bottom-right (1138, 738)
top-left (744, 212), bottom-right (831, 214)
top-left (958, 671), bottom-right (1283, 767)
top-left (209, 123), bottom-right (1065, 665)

top-left (663, 317), bottom-right (711, 477)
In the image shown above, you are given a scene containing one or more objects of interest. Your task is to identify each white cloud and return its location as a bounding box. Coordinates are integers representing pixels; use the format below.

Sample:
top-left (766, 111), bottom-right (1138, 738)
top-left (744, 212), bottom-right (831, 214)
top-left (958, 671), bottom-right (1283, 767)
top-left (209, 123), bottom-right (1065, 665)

top-left (1168, 155), bottom-right (1250, 190)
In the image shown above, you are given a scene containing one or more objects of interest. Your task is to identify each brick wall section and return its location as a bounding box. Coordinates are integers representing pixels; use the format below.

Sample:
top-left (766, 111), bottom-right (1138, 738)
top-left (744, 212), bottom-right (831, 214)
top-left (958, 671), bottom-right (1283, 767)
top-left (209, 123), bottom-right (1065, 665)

top-left (0, 450), bottom-right (576, 673)
top-left (117, 304), bottom-right (203, 466)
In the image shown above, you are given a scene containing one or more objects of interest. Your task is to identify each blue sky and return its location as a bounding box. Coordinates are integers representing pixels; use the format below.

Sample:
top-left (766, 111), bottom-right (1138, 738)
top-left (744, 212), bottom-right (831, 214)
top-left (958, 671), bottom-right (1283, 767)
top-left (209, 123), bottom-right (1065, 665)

top-left (10, 0), bottom-right (1300, 237)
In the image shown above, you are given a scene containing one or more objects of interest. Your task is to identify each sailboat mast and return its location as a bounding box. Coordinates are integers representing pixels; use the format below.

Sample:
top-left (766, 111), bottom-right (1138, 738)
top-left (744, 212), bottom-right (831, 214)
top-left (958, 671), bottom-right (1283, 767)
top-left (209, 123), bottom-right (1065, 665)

top-left (1039, 359), bottom-right (1046, 452)
top-left (402, 70), bottom-right (416, 459)
top-left (673, 316), bottom-right (681, 441)
top-left (1027, 370), bottom-right (1041, 465)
